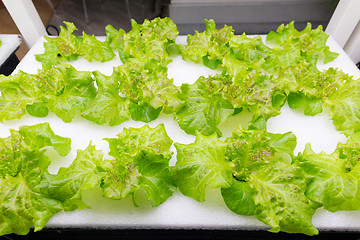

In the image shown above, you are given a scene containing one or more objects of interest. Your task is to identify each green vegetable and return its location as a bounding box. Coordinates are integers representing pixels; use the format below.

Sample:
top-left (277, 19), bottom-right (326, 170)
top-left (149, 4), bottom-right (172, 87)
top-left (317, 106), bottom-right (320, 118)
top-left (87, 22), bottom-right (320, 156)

top-left (110, 17), bottom-right (179, 66)
top-left (0, 123), bottom-right (71, 236)
top-left (323, 70), bottom-right (360, 132)
top-left (101, 124), bottom-right (176, 206)
top-left (249, 159), bottom-right (318, 235)
top-left (173, 132), bottom-right (233, 202)
top-left (0, 64), bottom-right (97, 123)
top-left (112, 58), bottom-right (183, 118)
top-left (1, 18), bottom-right (357, 236)
top-left (81, 33), bottom-right (115, 62)
top-left (35, 21), bottom-right (115, 66)
top-left (81, 71), bottom-right (130, 126)
top-left (296, 136), bottom-right (360, 212)
top-left (18, 123), bottom-right (71, 157)
top-left (266, 21), bottom-right (338, 66)
top-left (0, 71), bottom-right (41, 121)
top-left (180, 19), bottom-right (234, 69)
top-left (221, 181), bottom-right (256, 216)
top-left (41, 144), bottom-right (104, 211)
top-left (174, 75), bottom-right (234, 136)
top-left (174, 125), bottom-right (319, 235)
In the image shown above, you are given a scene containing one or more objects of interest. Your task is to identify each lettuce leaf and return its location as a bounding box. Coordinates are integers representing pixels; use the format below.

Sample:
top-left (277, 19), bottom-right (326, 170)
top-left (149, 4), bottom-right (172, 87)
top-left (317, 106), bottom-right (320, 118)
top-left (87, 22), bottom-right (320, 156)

top-left (35, 22), bottom-right (82, 66)
top-left (175, 75), bottom-right (234, 136)
top-left (105, 24), bottom-right (123, 49)
top-left (0, 65), bottom-right (97, 123)
top-left (40, 144), bottom-right (104, 211)
top-left (0, 173), bottom-right (63, 235)
top-left (112, 58), bottom-right (183, 119)
top-left (297, 142), bottom-right (360, 212)
top-left (323, 72), bottom-right (360, 132)
top-left (221, 181), bottom-right (256, 215)
top-left (81, 71), bottom-right (130, 126)
top-left (224, 126), bottom-right (317, 235)
top-left (173, 125), bottom-right (317, 235)
top-left (225, 126), bottom-right (296, 181)
top-left (18, 122), bottom-right (71, 156)
top-left (0, 71), bottom-right (42, 122)
top-left (249, 160), bottom-right (318, 235)
top-left (36, 21), bottom-right (115, 66)
top-left (38, 65), bottom-right (97, 122)
top-left (278, 62), bottom-right (355, 118)
top-left (0, 124), bottom-right (71, 235)
top-left (116, 18), bottom-right (178, 66)
top-left (101, 124), bottom-right (175, 206)
top-left (229, 33), bottom-right (270, 65)
top-left (180, 19), bottom-right (234, 69)
top-left (173, 132), bottom-right (233, 202)
top-left (266, 21), bottom-right (338, 65)
top-left (81, 33), bottom-right (115, 62)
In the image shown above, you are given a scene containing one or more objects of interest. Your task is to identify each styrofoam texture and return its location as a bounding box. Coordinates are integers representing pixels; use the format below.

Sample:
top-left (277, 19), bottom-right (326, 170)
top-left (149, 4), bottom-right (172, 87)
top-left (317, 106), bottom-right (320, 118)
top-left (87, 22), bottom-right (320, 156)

top-left (0, 34), bottom-right (22, 66)
top-left (3, 34), bottom-right (360, 231)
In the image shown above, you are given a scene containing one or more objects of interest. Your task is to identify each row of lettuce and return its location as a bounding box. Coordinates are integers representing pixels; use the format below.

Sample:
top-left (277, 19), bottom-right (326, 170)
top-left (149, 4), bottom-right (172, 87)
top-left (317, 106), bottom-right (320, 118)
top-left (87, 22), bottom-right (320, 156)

top-left (1, 18), bottom-right (360, 137)
top-left (2, 122), bottom-right (360, 236)
top-left (1, 17), bottom-right (360, 236)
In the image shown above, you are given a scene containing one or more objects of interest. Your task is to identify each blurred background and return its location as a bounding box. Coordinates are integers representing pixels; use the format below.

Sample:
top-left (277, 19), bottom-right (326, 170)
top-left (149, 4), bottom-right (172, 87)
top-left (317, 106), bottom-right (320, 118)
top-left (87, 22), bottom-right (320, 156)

top-left (0, 0), bottom-right (340, 61)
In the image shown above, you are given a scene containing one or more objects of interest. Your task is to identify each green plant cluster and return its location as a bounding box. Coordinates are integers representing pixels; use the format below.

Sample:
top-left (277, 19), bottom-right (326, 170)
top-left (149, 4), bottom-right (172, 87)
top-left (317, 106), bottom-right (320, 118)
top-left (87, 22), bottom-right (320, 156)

top-left (0, 123), bottom-right (175, 236)
top-left (1, 17), bottom-right (360, 236)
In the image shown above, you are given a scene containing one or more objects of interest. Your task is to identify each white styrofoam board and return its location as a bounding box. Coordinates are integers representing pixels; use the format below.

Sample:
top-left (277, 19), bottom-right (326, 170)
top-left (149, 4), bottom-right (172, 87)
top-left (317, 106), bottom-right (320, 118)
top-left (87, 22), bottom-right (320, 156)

top-left (4, 34), bottom-right (360, 232)
top-left (0, 34), bottom-right (21, 66)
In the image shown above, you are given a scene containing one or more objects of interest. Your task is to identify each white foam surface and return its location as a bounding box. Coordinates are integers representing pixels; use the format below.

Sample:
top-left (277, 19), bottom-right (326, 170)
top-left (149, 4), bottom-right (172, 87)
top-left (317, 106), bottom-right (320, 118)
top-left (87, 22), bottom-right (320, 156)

top-left (3, 34), bottom-right (360, 231)
top-left (0, 34), bottom-right (22, 66)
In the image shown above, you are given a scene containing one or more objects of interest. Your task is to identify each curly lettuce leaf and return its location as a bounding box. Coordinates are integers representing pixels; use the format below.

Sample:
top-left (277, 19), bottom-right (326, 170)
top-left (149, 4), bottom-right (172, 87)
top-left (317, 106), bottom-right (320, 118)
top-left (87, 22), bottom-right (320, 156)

top-left (221, 126), bottom-right (318, 235)
top-left (173, 132), bottom-right (233, 202)
top-left (297, 143), bottom-right (360, 212)
top-left (38, 65), bottom-right (97, 122)
top-left (242, 75), bottom-right (285, 122)
top-left (175, 75), bottom-right (234, 136)
top-left (113, 59), bottom-right (183, 117)
top-left (36, 21), bottom-right (116, 66)
top-left (266, 21), bottom-right (338, 65)
top-left (0, 71), bottom-right (42, 122)
top-left (221, 57), bottom-right (287, 124)
top-left (221, 181), bottom-right (256, 216)
top-left (0, 124), bottom-right (72, 236)
top-left (0, 149), bottom-right (62, 235)
top-left (101, 124), bottom-right (175, 206)
top-left (105, 124), bottom-right (173, 159)
top-left (0, 173), bottom-right (63, 235)
top-left (104, 24), bottom-right (123, 49)
top-left (41, 144), bottom-right (104, 211)
top-left (337, 132), bottom-right (360, 171)
top-left (229, 34), bottom-right (270, 65)
top-left (81, 71), bottom-right (130, 126)
top-left (141, 17), bottom-right (178, 42)
top-left (180, 19), bottom-right (234, 69)
top-left (250, 160), bottom-right (318, 235)
top-left (35, 21), bottom-right (82, 66)
top-left (221, 58), bottom-right (285, 123)
top-left (323, 73), bottom-right (360, 132)
top-left (81, 33), bottom-right (115, 62)
top-left (225, 126), bottom-right (296, 181)
top-left (117, 18), bottom-right (177, 66)
top-left (0, 64), bottom-right (97, 123)
top-left (18, 122), bottom-right (71, 157)
top-left (278, 62), bottom-right (349, 117)
top-left (0, 131), bottom-right (29, 177)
